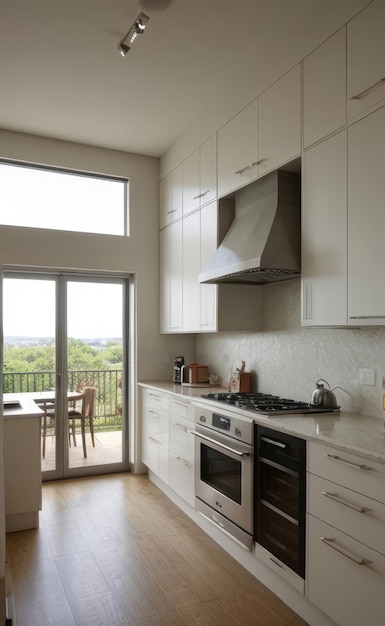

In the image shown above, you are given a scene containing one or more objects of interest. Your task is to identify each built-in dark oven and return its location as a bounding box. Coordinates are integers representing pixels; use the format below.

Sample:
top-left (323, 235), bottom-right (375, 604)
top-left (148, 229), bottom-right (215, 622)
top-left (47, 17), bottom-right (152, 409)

top-left (192, 403), bottom-right (254, 551)
top-left (254, 425), bottom-right (306, 578)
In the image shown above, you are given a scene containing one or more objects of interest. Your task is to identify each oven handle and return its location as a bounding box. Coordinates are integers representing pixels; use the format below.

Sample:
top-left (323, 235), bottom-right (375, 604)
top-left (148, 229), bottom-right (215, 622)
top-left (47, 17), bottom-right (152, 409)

top-left (191, 431), bottom-right (251, 457)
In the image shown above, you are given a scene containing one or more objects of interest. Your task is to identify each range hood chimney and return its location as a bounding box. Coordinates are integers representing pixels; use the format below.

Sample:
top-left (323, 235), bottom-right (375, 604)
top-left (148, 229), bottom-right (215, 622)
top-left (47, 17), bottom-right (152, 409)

top-left (199, 170), bottom-right (301, 285)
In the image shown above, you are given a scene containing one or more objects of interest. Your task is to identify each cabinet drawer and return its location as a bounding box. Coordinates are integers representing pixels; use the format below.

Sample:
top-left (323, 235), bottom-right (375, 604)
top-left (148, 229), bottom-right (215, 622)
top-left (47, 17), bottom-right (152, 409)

top-left (308, 515), bottom-right (385, 626)
top-left (169, 446), bottom-right (194, 507)
top-left (169, 397), bottom-right (193, 421)
top-left (143, 390), bottom-right (169, 413)
top-left (308, 442), bottom-right (385, 504)
top-left (308, 473), bottom-right (385, 555)
top-left (143, 407), bottom-right (169, 436)
top-left (170, 415), bottom-right (194, 454)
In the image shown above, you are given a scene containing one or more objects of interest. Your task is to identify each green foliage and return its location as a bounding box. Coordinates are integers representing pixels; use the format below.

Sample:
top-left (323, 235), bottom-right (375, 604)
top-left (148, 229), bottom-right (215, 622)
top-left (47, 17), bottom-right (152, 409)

top-left (4, 339), bottom-right (122, 372)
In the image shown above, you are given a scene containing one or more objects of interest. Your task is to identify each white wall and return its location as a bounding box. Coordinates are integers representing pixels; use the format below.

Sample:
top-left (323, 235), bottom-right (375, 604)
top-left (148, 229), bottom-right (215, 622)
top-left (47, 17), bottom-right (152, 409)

top-left (0, 129), bottom-right (195, 468)
top-left (196, 279), bottom-right (385, 420)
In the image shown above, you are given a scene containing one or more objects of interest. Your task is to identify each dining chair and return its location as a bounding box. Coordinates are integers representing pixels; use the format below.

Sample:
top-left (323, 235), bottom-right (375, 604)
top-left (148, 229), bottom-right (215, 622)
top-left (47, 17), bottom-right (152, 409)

top-left (68, 386), bottom-right (97, 458)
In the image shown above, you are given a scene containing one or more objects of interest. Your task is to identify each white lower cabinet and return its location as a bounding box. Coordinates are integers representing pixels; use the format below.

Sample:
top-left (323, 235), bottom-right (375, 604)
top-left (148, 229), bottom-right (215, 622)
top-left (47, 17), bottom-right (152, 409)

top-left (4, 416), bottom-right (42, 532)
top-left (307, 442), bottom-right (385, 625)
top-left (169, 398), bottom-right (195, 507)
top-left (308, 515), bottom-right (385, 626)
top-left (141, 389), bottom-right (170, 484)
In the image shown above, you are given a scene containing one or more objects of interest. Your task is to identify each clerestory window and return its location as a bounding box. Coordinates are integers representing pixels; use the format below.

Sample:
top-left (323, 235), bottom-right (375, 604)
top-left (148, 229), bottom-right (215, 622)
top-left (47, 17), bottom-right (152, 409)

top-left (0, 160), bottom-right (129, 236)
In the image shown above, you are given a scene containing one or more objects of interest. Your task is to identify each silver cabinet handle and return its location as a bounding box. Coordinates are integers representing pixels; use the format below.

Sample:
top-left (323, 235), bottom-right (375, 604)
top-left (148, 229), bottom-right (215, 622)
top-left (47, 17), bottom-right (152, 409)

top-left (261, 436), bottom-right (286, 449)
top-left (351, 78), bottom-right (385, 100)
top-left (175, 423), bottom-right (188, 432)
top-left (148, 393), bottom-right (163, 401)
top-left (322, 491), bottom-right (372, 513)
top-left (148, 410), bottom-right (159, 418)
top-left (176, 456), bottom-right (189, 466)
top-left (166, 208), bottom-right (177, 215)
top-left (350, 315), bottom-right (385, 319)
top-left (173, 400), bottom-right (187, 407)
top-left (149, 436), bottom-right (160, 445)
top-left (320, 537), bottom-right (372, 566)
top-left (235, 164), bottom-right (252, 175)
top-left (252, 158), bottom-right (267, 166)
top-left (191, 431), bottom-right (251, 457)
top-left (193, 190), bottom-right (210, 200)
top-left (325, 454), bottom-right (373, 471)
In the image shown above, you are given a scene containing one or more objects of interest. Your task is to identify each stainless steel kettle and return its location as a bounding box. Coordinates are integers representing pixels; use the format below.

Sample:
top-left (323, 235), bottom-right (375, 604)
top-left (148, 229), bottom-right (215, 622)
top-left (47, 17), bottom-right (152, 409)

top-left (311, 379), bottom-right (339, 409)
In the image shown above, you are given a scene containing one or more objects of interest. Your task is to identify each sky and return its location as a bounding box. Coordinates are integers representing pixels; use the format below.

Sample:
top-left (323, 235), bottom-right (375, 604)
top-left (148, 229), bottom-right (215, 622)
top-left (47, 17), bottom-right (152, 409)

top-left (3, 278), bottom-right (123, 339)
top-left (0, 162), bottom-right (127, 236)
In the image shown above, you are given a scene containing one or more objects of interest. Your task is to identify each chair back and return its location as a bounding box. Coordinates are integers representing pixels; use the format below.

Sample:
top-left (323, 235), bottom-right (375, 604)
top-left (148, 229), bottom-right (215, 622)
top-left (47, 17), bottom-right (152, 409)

top-left (82, 386), bottom-right (96, 418)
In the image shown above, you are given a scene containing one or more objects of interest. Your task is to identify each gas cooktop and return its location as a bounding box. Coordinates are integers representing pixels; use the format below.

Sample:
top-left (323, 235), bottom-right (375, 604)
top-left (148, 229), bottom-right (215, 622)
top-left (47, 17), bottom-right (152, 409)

top-left (200, 392), bottom-right (339, 415)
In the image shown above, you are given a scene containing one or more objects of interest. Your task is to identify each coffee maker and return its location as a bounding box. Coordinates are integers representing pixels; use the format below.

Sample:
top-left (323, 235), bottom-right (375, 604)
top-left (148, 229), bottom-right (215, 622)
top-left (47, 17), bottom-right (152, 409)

top-left (173, 356), bottom-right (184, 384)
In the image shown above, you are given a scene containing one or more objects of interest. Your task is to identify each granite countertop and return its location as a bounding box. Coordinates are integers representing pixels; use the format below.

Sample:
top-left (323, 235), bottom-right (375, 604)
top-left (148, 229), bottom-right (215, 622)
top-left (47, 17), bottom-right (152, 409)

top-left (138, 381), bottom-right (385, 464)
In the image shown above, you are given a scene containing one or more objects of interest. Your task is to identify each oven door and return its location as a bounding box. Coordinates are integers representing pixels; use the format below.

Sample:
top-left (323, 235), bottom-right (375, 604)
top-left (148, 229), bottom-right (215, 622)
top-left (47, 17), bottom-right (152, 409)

top-left (193, 424), bottom-right (253, 533)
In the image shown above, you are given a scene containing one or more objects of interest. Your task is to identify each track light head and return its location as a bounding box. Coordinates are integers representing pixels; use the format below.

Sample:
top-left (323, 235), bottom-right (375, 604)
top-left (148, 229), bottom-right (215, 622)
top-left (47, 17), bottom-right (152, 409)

top-left (118, 12), bottom-right (150, 56)
top-left (118, 42), bottom-right (130, 57)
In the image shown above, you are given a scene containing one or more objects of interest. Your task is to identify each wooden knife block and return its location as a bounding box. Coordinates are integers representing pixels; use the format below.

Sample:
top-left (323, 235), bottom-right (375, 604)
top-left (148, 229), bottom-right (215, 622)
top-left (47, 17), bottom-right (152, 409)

top-left (229, 372), bottom-right (251, 393)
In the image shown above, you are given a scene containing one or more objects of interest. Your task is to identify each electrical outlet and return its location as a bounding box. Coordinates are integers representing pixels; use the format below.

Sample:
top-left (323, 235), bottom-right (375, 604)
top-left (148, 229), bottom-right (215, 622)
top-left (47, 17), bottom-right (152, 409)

top-left (359, 368), bottom-right (375, 385)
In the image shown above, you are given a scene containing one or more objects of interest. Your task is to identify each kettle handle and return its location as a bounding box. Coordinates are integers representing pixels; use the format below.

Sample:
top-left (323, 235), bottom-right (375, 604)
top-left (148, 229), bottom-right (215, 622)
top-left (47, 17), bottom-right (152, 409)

top-left (316, 378), bottom-right (330, 389)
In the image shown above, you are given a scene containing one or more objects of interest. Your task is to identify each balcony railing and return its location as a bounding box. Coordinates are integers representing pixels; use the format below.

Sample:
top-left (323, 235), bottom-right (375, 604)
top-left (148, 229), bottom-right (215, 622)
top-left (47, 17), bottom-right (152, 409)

top-left (3, 370), bottom-right (123, 430)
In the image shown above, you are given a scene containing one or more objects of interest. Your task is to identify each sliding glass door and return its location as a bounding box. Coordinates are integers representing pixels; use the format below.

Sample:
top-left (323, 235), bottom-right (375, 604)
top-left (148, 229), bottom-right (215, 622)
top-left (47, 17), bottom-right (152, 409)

top-left (3, 272), bottom-right (129, 479)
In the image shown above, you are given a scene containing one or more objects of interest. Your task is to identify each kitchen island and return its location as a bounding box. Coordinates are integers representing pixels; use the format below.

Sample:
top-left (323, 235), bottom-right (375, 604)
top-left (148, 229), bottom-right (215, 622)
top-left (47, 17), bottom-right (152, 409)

top-left (3, 395), bottom-right (43, 532)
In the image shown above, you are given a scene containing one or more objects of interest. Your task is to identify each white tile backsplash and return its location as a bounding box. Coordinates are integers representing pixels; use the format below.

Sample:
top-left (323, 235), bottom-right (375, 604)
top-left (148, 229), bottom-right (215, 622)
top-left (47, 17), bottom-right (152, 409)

top-left (196, 279), bottom-right (385, 419)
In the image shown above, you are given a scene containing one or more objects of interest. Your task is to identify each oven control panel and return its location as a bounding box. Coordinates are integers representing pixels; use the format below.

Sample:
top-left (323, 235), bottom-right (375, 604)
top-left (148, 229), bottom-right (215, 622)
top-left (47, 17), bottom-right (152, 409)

top-left (193, 402), bottom-right (254, 445)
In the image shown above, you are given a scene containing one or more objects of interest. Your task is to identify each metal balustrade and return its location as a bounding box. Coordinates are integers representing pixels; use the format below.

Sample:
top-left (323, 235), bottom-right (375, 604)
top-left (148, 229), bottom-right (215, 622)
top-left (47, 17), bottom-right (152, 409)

top-left (3, 370), bottom-right (123, 429)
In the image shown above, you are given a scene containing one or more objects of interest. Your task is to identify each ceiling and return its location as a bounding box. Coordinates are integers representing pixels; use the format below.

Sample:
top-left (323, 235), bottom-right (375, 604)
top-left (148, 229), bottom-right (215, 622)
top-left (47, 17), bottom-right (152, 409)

top-left (0, 0), bottom-right (370, 158)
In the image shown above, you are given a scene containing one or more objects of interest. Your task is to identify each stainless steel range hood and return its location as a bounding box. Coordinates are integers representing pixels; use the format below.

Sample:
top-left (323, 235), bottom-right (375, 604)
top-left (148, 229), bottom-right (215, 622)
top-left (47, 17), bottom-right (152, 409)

top-left (199, 170), bottom-right (301, 285)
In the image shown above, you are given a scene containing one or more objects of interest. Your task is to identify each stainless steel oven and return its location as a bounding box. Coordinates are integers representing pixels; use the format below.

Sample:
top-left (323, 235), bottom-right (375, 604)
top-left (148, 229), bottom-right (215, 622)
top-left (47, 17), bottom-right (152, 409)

top-left (192, 403), bottom-right (254, 550)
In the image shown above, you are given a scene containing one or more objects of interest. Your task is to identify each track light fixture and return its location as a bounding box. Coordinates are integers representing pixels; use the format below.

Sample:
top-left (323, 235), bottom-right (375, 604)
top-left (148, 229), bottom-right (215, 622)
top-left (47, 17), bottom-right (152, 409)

top-left (118, 11), bottom-right (150, 56)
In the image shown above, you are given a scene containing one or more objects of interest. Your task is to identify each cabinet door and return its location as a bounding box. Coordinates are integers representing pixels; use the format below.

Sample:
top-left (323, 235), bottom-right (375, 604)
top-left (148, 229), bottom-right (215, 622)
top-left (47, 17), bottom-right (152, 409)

top-left (303, 27), bottom-right (346, 148)
top-left (347, 0), bottom-right (385, 121)
top-left (348, 107), bottom-right (385, 324)
top-left (302, 131), bottom-right (347, 326)
top-left (160, 165), bottom-right (183, 229)
top-left (182, 210), bottom-right (200, 331)
top-left (258, 65), bottom-right (301, 176)
top-left (4, 418), bottom-right (41, 517)
top-left (160, 220), bottom-right (183, 333)
top-left (200, 135), bottom-right (217, 206)
top-left (182, 149), bottom-right (200, 216)
top-left (169, 447), bottom-right (194, 507)
top-left (308, 515), bottom-right (385, 626)
top-left (200, 201), bottom-right (217, 331)
top-left (217, 99), bottom-right (258, 198)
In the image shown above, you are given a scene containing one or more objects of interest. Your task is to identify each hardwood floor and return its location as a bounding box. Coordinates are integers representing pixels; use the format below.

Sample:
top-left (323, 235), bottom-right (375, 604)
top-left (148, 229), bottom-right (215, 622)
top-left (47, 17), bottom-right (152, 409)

top-left (6, 473), bottom-right (308, 625)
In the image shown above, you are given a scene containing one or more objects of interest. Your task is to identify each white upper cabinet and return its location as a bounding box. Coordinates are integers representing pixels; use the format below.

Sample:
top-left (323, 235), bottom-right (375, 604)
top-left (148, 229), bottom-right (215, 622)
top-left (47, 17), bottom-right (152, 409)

top-left (302, 131), bottom-right (348, 326)
top-left (160, 220), bottom-right (183, 333)
top-left (348, 106), bottom-right (385, 325)
top-left (182, 149), bottom-right (200, 216)
top-left (182, 210), bottom-right (201, 331)
top-left (217, 99), bottom-right (258, 198)
top-left (303, 28), bottom-right (346, 148)
top-left (199, 135), bottom-right (217, 206)
top-left (200, 201), bottom-right (217, 331)
top-left (347, 0), bottom-right (385, 121)
top-left (160, 164), bottom-right (182, 228)
top-left (182, 135), bottom-right (217, 216)
top-left (257, 64), bottom-right (301, 177)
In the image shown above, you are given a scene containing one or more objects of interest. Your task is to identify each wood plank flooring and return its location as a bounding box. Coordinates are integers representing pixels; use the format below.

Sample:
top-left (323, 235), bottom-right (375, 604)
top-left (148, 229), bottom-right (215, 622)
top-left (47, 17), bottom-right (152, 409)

top-left (6, 473), bottom-right (308, 625)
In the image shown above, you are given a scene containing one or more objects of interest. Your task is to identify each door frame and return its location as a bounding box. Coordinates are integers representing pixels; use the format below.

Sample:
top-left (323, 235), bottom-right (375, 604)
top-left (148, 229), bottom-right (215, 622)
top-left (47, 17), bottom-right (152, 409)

top-left (3, 268), bottom-right (131, 480)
